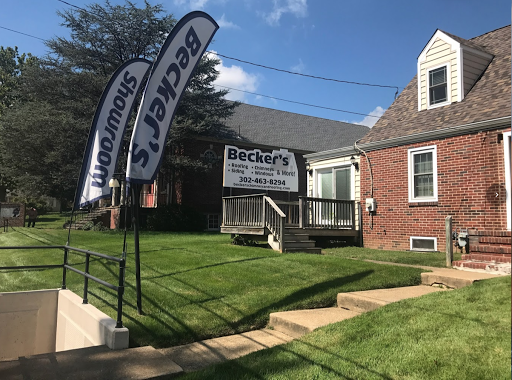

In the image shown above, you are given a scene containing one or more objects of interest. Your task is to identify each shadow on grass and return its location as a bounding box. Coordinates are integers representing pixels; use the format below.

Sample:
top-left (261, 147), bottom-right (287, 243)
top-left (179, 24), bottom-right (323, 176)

top-left (145, 256), bottom-right (269, 280)
top-left (236, 270), bottom-right (374, 327)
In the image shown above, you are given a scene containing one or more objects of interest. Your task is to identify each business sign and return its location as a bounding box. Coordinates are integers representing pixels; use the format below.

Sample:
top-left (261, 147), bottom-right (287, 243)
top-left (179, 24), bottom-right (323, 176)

top-left (74, 58), bottom-right (151, 210)
top-left (223, 145), bottom-right (298, 192)
top-left (126, 11), bottom-right (219, 184)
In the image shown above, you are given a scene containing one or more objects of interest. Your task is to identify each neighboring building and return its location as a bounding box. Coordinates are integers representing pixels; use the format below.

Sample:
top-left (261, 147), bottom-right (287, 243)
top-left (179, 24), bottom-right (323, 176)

top-left (146, 103), bottom-right (369, 230)
top-left (350, 26), bottom-right (511, 271)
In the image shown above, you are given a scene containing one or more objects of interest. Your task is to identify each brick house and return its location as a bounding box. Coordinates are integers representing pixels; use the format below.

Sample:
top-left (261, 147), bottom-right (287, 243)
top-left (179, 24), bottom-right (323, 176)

top-left (352, 25), bottom-right (511, 271)
top-left (145, 103), bottom-right (369, 230)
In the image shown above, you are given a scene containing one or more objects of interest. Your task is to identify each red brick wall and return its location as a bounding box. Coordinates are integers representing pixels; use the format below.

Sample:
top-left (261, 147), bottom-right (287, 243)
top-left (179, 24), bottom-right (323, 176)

top-left (360, 128), bottom-right (510, 252)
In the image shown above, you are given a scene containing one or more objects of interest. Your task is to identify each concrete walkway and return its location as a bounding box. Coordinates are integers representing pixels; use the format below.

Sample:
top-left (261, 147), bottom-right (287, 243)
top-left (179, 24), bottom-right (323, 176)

top-left (0, 264), bottom-right (502, 379)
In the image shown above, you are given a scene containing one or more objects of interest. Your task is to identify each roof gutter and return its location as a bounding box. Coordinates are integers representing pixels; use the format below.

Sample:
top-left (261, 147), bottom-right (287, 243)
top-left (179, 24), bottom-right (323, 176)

top-left (305, 116), bottom-right (511, 161)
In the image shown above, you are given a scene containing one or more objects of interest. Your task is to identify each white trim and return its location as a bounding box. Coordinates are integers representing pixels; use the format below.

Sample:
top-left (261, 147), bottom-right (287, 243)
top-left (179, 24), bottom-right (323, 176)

top-left (312, 163), bottom-right (355, 200)
top-left (418, 30), bottom-right (460, 63)
top-left (410, 236), bottom-right (437, 251)
top-left (504, 131), bottom-right (511, 231)
top-left (426, 63), bottom-right (452, 109)
top-left (457, 46), bottom-right (463, 102)
top-left (408, 145), bottom-right (438, 202)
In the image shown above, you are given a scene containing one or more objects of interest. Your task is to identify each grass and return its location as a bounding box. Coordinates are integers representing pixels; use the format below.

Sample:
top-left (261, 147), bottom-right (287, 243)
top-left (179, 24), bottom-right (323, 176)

top-left (0, 215), bottom-right (425, 349)
top-left (182, 276), bottom-right (511, 380)
top-left (324, 246), bottom-right (462, 268)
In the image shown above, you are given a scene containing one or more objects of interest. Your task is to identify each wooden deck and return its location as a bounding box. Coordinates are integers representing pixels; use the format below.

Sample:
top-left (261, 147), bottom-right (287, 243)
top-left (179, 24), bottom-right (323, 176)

top-left (221, 194), bottom-right (360, 252)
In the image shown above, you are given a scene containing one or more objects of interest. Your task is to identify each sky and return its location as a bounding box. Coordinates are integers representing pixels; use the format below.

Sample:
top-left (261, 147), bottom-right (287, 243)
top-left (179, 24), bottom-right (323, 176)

top-left (0, 0), bottom-right (510, 127)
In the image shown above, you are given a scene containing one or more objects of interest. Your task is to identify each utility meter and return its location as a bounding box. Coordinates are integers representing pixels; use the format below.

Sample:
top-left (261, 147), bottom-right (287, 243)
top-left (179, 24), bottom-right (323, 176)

top-left (365, 198), bottom-right (376, 212)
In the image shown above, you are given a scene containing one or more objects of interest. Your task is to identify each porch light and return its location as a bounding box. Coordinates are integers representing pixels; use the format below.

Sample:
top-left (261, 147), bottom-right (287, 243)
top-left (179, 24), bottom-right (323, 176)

top-left (109, 178), bottom-right (120, 188)
top-left (350, 156), bottom-right (359, 171)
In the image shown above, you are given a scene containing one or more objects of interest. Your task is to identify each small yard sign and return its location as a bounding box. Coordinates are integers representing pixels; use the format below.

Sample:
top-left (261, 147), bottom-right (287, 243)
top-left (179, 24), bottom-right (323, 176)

top-left (223, 145), bottom-right (298, 192)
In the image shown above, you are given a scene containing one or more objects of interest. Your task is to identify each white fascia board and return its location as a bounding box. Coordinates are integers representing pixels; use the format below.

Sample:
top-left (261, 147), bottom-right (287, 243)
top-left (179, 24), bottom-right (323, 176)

top-left (304, 146), bottom-right (358, 162)
top-left (418, 30), bottom-right (460, 63)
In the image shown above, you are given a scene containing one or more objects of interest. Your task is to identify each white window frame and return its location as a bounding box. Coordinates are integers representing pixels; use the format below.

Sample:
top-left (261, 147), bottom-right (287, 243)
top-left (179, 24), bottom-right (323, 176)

top-left (207, 214), bottom-right (220, 231)
top-left (426, 63), bottom-right (451, 110)
top-left (313, 163), bottom-right (355, 200)
top-left (408, 145), bottom-right (438, 203)
top-left (410, 236), bottom-right (437, 251)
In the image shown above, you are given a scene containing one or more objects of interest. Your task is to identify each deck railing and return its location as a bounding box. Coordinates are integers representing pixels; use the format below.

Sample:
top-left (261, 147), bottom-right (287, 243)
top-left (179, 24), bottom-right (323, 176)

top-left (222, 194), bottom-right (265, 227)
top-left (263, 197), bottom-right (286, 251)
top-left (274, 201), bottom-right (300, 226)
top-left (300, 197), bottom-right (355, 229)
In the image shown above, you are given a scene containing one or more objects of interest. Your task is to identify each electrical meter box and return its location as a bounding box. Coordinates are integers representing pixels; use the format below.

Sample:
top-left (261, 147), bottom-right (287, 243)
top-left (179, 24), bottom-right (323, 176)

top-left (365, 198), bottom-right (376, 212)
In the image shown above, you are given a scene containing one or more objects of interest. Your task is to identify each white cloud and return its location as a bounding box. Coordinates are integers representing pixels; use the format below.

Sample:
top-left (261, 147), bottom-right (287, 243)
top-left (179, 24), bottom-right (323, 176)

top-left (290, 58), bottom-right (305, 73)
top-left (174, 0), bottom-right (210, 10)
top-left (211, 51), bottom-right (259, 102)
top-left (354, 106), bottom-right (386, 128)
top-left (217, 14), bottom-right (240, 29)
top-left (264, 0), bottom-right (308, 26)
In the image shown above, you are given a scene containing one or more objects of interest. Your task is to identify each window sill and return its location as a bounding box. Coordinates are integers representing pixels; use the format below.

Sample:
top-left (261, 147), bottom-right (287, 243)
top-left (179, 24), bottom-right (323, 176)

top-left (409, 201), bottom-right (438, 207)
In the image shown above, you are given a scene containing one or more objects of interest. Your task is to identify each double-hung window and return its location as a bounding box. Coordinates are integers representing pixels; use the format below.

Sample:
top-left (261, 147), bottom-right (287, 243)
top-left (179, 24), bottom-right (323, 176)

top-left (408, 146), bottom-right (437, 202)
top-left (429, 66), bottom-right (448, 106)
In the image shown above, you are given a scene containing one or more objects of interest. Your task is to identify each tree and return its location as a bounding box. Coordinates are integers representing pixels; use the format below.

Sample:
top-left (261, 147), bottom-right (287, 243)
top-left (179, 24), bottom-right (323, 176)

top-left (0, 1), bottom-right (237, 204)
top-left (0, 47), bottom-right (37, 200)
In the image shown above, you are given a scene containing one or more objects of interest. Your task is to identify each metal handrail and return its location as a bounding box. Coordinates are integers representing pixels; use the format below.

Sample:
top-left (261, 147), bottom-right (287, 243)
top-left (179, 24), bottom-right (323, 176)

top-left (0, 245), bottom-right (125, 328)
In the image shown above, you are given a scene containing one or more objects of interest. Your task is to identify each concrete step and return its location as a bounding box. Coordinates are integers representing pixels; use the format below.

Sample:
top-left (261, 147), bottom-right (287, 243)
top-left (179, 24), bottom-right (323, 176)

top-left (284, 247), bottom-right (322, 254)
top-left (0, 345), bottom-right (183, 380)
top-left (421, 268), bottom-right (502, 288)
top-left (336, 285), bottom-right (447, 313)
top-left (268, 308), bottom-right (361, 338)
top-left (159, 329), bottom-right (293, 373)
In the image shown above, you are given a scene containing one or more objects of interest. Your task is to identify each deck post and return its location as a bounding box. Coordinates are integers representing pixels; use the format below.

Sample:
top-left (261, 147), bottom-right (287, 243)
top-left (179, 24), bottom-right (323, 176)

top-left (298, 197), bottom-right (304, 229)
top-left (279, 215), bottom-right (285, 253)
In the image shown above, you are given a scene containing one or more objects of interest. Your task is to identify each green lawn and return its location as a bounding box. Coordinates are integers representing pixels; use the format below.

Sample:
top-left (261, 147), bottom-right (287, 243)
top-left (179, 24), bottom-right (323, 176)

top-left (183, 276), bottom-right (511, 380)
top-left (0, 220), bottom-right (424, 348)
top-left (324, 246), bottom-right (462, 268)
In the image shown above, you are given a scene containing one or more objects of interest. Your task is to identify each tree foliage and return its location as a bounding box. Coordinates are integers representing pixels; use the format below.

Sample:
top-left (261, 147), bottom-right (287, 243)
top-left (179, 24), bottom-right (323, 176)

top-left (0, 1), bottom-right (237, 203)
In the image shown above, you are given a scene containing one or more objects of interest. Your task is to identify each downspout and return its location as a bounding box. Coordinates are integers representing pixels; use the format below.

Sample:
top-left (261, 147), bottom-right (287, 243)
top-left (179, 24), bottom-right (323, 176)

top-left (354, 139), bottom-right (374, 230)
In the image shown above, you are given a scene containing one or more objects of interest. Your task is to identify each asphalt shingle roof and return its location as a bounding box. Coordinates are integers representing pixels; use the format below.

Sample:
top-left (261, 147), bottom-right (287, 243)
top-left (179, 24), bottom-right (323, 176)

top-left (222, 102), bottom-right (370, 153)
top-left (360, 25), bottom-right (511, 144)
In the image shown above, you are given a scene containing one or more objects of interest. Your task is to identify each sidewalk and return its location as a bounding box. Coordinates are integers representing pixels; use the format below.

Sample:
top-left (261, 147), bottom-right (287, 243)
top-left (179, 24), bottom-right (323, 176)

top-left (0, 263), bottom-right (502, 379)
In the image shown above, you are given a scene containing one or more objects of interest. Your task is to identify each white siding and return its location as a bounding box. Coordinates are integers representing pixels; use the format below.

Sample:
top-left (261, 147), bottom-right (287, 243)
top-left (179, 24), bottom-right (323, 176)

top-left (419, 38), bottom-right (458, 110)
top-left (307, 155), bottom-right (361, 230)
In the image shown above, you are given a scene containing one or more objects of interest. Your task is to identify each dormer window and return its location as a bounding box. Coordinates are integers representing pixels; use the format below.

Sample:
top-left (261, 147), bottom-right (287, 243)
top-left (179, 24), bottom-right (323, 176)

top-left (417, 30), bottom-right (493, 111)
top-left (429, 66), bottom-right (447, 106)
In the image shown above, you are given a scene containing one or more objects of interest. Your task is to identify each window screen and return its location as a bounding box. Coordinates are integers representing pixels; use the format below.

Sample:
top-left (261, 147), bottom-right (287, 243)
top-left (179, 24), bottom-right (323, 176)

top-left (429, 66), bottom-right (447, 105)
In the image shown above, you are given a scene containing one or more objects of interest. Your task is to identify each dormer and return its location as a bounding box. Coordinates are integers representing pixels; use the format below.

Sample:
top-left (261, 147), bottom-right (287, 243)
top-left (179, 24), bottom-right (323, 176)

top-left (417, 29), bottom-right (494, 111)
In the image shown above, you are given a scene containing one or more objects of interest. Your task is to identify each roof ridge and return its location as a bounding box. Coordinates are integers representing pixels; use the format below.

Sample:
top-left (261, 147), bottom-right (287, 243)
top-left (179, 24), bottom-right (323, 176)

top-left (469, 24), bottom-right (511, 41)
top-left (233, 101), bottom-right (363, 126)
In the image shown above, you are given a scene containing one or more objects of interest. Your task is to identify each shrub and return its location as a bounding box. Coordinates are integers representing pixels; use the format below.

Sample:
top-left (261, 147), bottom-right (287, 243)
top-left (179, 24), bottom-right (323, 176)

top-left (146, 204), bottom-right (204, 231)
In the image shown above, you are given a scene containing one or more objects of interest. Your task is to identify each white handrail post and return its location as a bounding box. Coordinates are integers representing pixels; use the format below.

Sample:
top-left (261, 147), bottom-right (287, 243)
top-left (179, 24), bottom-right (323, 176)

top-left (279, 215), bottom-right (285, 253)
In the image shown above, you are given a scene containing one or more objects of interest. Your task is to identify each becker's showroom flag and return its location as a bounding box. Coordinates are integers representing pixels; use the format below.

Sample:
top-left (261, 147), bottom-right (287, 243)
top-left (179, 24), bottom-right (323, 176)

top-left (126, 11), bottom-right (218, 184)
top-left (74, 58), bottom-right (151, 210)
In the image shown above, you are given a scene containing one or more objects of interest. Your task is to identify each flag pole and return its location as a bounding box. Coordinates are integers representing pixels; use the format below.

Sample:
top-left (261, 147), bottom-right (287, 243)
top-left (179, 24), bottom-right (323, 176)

top-left (131, 183), bottom-right (143, 315)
